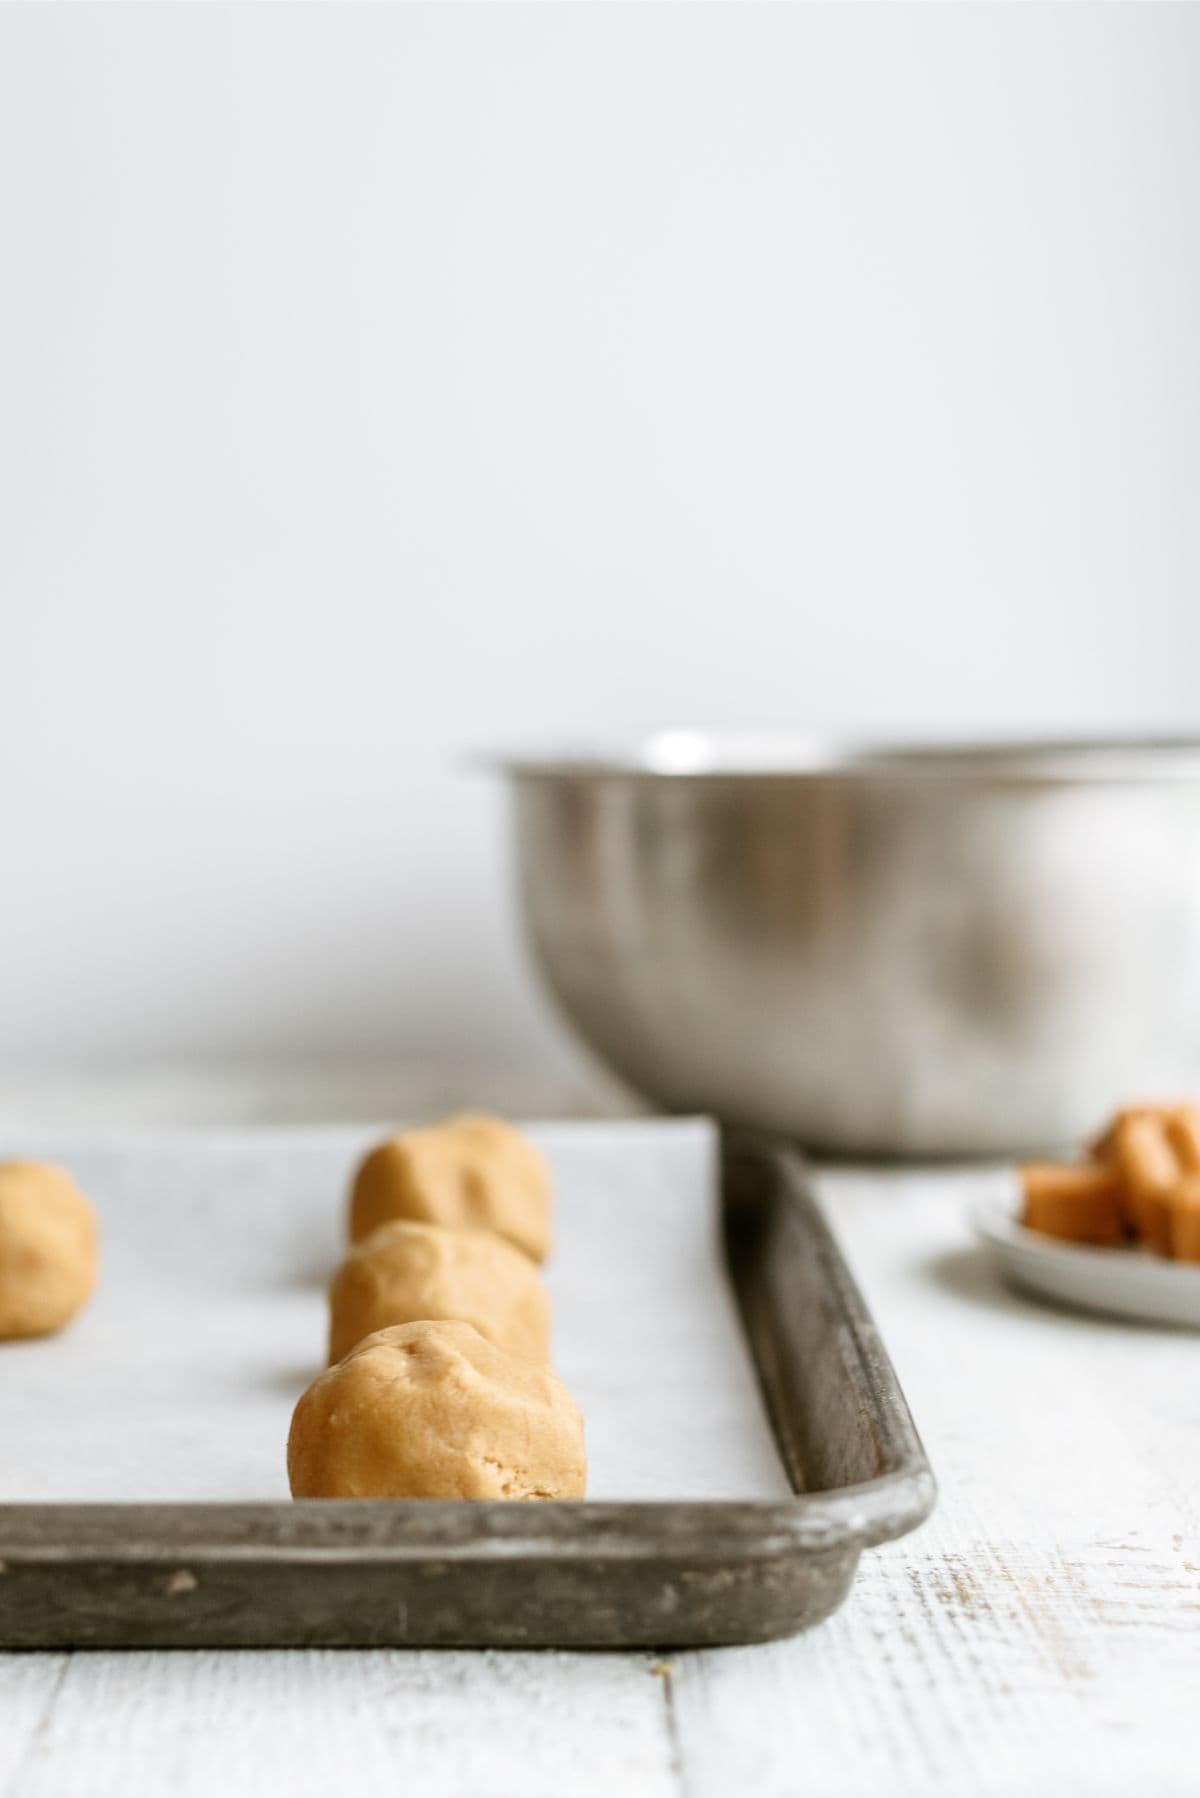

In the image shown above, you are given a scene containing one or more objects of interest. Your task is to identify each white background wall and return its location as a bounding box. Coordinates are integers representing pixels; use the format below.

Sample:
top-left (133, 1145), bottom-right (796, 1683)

top-left (2, 4), bottom-right (1198, 1078)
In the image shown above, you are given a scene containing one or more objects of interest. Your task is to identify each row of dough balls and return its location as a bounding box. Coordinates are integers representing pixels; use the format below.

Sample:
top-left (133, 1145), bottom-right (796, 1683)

top-left (287, 1114), bottom-right (588, 1502)
top-left (0, 1162), bottom-right (98, 1340)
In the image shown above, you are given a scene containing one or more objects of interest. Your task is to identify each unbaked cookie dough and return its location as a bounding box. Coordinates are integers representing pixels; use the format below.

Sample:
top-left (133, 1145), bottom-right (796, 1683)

top-left (328, 1218), bottom-right (552, 1365)
top-left (348, 1114), bottom-right (552, 1262)
top-left (0, 1161), bottom-right (98, 1340)
top-left (288, 1319), bottom-right (586, 1500)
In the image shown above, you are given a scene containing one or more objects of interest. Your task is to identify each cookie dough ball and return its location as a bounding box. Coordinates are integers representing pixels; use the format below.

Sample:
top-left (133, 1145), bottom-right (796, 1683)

top-left (288, 1319), bottom-right (586, 1500)
top-left (328, 1219), bottom-right (551, 1365)
top-left (0, 1161), bottom-right (98, 1340)
top-left (348, 1114), bottom-right (552, 1262)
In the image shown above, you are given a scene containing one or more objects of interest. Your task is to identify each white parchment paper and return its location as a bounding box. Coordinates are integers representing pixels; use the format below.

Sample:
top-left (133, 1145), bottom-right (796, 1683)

top-left (0, 1119), bottom-right (789, 1502)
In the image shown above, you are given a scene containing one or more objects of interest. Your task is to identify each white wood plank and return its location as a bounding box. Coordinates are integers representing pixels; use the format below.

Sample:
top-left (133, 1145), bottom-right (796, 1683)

top-left (667, 1166), bottom-right (1200, 1798)
top-left (669, 1522), bottom-right (1199, 1798)
top-left (10, 1649), bottom-right (678, 1798)
top-left (0, 1656), bottom-right (70, 1797)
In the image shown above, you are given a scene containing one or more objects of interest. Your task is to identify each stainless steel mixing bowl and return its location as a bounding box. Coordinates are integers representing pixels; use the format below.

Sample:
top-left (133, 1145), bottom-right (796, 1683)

top-left (500, 735), bottom-right (1200, 1155)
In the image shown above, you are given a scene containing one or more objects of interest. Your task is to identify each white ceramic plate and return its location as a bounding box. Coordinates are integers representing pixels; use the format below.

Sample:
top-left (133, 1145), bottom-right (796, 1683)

top-left (974, 1194), bottom-right (1200, 1328)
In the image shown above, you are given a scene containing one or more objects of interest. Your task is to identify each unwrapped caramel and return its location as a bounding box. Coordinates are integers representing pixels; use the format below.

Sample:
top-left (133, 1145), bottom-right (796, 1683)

top-left (1020, 1162), bottom-right (1124, 1246)
top-left (1021, 1102), bottom-right (1200, 1260)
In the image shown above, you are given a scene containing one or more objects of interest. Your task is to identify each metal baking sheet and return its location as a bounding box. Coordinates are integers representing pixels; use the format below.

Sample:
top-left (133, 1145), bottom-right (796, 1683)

top-left (0, 1121), bottom-right (934, 1647)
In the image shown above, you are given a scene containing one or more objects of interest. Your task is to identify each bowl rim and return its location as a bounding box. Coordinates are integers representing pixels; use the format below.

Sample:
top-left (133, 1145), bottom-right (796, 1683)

top-left (482, 731), bottom-right (1200, 786)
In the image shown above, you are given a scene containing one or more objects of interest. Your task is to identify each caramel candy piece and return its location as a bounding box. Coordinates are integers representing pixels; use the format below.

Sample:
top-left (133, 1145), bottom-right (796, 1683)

top-left (1020, 1163), bottom-right (1124, 1246)
top-left (1113, 1114), bottom-right (1178, 1253)
top-left (1166, 1176), bottom-right (1200, 1261)
top-left (1089, 1104), bottom-right (1169, 1162)
top-left (1166, 1106), bottom-right (1200, 1176)
top-left (348, 1115), bottom-right (551, 1262)
top-left (328, 1219), bottom-right (551, 1365)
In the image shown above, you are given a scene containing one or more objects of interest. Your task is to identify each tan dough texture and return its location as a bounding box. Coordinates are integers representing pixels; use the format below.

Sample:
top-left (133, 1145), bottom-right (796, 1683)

top-left (289, 1319), bottom-right (586, 1500)
top-left (0, 1161), bottom-right (98, 1340)
top-left (328, 1219), bottom-right (552, 1365)
top-left (348, 1114), bottom-right (552, 1261)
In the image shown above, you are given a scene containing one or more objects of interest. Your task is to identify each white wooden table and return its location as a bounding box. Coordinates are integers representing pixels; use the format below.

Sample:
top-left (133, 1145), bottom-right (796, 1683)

top-left (1, 1071), bottom-right (1196, 1798)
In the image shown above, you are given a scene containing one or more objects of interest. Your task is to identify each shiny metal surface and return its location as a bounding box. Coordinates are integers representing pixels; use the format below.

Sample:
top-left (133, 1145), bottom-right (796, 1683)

top-left (502, 736), bottom-right (1200, 1154)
